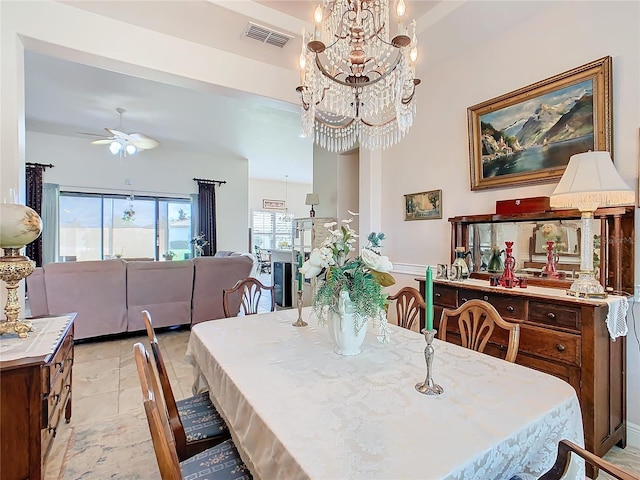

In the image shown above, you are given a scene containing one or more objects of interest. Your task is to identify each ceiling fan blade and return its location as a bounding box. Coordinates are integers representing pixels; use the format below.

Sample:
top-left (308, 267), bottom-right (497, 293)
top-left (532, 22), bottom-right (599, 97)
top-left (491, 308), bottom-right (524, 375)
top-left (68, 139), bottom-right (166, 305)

top-left (105, 128), bottom-right (129, 138)
top-left (78, 131), bottom-right (109, 138)
top-left (128, 133), bottom-right (159, 150)
top-left (91, 139), bottom-right (114, 145)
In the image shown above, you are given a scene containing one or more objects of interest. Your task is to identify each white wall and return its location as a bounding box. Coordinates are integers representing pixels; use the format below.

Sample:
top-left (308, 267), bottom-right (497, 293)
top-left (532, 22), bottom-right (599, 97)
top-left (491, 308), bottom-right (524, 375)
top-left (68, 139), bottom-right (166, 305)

top-left (27, 131), bottom-right (249, 252)
top-left (1, 0), bottom-right (295, 217)
top-left (382, 1), bottom-right (640, 439)
top-left (249, 178), bottom-right (312, 220)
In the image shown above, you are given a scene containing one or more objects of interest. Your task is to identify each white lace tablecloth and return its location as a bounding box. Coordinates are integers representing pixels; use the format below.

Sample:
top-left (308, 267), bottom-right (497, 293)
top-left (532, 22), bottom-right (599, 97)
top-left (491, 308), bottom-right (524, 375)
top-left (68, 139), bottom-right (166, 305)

top-left (186, 309), bottom-right (584, 480)
top-left (0, 316), bottom-right (72, 362)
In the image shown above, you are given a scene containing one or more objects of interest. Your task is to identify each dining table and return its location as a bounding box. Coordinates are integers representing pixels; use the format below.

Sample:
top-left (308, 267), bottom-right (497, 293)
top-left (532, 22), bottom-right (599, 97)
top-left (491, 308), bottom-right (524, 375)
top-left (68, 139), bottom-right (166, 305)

top-left (185, 307), bottom-right (585, 480)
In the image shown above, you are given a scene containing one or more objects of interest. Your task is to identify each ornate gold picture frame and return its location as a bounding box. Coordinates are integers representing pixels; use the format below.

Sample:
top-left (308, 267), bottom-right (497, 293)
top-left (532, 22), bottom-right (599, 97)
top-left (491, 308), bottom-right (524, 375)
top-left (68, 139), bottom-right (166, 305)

top-left (468, 56), bottom-right (612, 191)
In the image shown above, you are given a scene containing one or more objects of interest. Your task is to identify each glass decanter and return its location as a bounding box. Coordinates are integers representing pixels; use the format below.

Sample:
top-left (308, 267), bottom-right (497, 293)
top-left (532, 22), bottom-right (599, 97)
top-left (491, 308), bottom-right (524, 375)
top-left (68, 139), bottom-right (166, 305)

top-left (499, 241), bottom-right (518, 288)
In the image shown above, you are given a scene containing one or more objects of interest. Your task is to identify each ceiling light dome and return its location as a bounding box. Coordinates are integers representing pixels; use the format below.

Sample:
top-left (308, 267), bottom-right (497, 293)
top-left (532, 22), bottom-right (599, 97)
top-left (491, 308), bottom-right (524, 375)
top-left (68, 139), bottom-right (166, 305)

top-left (109, 141), bottom-right (122, 155)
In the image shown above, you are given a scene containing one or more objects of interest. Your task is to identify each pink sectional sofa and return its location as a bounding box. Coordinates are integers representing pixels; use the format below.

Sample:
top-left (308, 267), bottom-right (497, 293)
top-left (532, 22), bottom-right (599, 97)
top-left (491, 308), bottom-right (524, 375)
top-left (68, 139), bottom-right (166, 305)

top-left (26, 255), bottom-right (253, 340)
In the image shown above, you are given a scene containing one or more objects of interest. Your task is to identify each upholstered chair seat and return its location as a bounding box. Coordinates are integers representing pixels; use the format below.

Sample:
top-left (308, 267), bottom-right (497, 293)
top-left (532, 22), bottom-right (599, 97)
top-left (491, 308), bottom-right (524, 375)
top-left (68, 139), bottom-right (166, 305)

top-left (177, 392), bottom-right (227, 442)
top-left (179, 439), bottom-right (252, 480)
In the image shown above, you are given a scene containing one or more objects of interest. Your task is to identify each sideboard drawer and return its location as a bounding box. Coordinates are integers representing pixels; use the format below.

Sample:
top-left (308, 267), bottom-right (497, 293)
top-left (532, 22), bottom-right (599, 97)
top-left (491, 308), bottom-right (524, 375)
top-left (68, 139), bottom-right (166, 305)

top-left (454, 289), bottom-right (525, 321)
top-left (433, 285), bottom-right (457, 308)
top-left (481, 294), bottom-right (525, 321)
top-left (42, 329), bottom-right (73, 395)
top-left (529, 302), bottom-right (581, 332)
top-left (519, 324), bottom-right (581, 367)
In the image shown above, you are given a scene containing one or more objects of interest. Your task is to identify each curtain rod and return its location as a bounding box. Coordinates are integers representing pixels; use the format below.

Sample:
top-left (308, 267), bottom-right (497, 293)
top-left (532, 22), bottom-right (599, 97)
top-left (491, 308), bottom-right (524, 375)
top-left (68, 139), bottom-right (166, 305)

top-left (193, 177), bottom-right (226, 186)
top-left (26, 162), bottom-right (54, 169)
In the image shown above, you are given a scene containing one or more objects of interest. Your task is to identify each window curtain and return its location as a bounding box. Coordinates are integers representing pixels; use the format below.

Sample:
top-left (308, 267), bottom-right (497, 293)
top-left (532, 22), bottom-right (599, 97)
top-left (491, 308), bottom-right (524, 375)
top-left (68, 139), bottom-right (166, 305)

top-left (195, 180), bottom-right (220, 256)
top-left (41, 183), bottom-right (60, 265)
top-left (25, 163), bottom-right (51, 266)
top-left (190, 193), bottom-right (199, 258)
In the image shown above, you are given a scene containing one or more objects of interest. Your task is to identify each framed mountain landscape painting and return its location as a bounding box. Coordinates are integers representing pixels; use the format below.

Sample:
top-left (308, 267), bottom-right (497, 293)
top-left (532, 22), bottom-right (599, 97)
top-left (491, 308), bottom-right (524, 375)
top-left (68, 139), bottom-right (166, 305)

top-left (468, 57), bottom-right (612, 191)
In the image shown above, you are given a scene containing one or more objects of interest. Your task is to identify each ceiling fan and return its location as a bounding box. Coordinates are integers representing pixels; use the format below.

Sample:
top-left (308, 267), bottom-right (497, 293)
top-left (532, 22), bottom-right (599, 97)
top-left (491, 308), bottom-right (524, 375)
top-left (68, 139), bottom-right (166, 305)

top-left (79, 107), bottom-right (159, 156)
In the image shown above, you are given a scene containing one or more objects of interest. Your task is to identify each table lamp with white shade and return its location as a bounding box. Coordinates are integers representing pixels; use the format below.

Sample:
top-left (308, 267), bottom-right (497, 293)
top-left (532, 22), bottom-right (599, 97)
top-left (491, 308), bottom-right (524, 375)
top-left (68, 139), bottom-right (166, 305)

top-left (305, 193), bottom-right (319, 218)
top-left (0, 201), bottom-right (42, 337)
top-left (550, 151), bottom-right (634, 297)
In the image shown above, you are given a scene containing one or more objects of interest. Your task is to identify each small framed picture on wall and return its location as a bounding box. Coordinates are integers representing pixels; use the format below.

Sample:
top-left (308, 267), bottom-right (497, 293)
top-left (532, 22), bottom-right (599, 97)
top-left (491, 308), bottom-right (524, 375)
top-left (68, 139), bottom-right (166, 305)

top-left (263, 199), bottom-right (285, 209)
top-left (404, 190), bottom-right (442, 221)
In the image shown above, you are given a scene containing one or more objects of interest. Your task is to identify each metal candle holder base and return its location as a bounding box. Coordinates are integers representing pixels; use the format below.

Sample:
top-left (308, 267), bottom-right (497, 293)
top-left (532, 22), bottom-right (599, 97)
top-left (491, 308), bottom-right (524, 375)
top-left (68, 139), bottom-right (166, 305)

top-left (292, 290), bottom-right (308, 327)
top-left (415, 329), bottom-right (443, 395)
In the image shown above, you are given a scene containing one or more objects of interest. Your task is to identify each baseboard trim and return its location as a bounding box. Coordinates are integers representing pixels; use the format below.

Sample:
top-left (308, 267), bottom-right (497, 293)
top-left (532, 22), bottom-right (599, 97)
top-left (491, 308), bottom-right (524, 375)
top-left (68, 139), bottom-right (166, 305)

top-left (628, 421), bottom-right (640, 449)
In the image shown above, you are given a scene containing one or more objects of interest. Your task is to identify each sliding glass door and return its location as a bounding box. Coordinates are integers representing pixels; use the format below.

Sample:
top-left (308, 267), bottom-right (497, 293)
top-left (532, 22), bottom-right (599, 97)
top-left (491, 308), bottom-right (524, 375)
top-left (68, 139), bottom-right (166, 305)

top-left (59, 193), bottom-right (191, 261)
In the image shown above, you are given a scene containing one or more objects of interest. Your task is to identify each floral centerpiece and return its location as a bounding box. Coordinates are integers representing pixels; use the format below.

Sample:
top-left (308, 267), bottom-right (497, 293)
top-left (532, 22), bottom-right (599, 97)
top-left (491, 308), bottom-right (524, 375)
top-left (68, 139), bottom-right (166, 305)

top-left (299, 214), bottom-right (395, 352)
top-left (190, 233), bottom-right (209, 256)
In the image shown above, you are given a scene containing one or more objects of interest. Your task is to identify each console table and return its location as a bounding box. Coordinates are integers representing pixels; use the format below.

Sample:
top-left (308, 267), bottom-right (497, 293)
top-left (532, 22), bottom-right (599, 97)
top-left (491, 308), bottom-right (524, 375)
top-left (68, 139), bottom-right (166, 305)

top-left (0, 314), bottom-right (75, 479)
top-left (417, 278), bottom-right (624, 475)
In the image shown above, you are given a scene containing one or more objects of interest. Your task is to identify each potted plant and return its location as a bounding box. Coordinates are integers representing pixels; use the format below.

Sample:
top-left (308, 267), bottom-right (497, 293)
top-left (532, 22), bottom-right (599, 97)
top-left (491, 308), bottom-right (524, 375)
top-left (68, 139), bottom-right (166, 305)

top-left (300, 214), bottom-right (395, 355)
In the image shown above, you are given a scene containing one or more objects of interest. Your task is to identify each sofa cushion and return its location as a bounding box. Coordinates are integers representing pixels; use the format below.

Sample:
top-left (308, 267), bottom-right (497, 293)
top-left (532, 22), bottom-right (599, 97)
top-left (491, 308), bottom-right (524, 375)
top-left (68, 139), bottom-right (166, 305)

top-left (191, 256), bottom-right (254, 325)
top-left (43, 259), bottom-right (127, 340)
top-left (126, 260), bottom-right (194, 331)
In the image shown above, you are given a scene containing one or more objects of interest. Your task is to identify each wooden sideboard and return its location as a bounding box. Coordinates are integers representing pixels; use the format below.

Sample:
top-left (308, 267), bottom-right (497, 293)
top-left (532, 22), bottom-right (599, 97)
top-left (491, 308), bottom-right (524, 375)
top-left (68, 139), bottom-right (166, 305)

top-left (0, 314), bottom-right (75, 480)
top-left (417, 278), bottom-right (624, 473)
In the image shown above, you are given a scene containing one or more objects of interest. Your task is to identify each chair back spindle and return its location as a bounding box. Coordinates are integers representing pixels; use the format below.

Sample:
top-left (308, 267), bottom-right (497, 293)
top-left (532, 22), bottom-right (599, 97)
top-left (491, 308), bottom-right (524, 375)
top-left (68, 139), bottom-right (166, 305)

top-left (387, 287), bottom-right (425, 331)
top-left (439, 299), bottom-right (520, 363)
top-left (223, 277), bottom-right (275, 317)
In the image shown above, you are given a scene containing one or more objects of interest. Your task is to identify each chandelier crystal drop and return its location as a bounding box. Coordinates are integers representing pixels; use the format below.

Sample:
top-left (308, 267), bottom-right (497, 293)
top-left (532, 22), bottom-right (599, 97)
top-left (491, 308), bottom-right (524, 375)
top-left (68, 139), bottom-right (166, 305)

top-left (297, 0), bottom-right (421, 152)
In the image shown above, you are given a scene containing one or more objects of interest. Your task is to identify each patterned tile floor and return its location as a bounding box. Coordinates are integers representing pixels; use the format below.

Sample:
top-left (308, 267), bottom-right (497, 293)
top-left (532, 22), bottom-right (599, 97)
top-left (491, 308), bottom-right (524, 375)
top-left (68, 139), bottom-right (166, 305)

top-left (43, 271), bottom-right (639, 478)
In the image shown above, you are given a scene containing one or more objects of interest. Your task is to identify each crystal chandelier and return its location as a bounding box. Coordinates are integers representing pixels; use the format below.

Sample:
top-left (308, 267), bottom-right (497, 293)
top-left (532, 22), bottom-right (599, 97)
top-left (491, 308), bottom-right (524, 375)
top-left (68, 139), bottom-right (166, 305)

top-left (297, 0), bottom-right (420, 152)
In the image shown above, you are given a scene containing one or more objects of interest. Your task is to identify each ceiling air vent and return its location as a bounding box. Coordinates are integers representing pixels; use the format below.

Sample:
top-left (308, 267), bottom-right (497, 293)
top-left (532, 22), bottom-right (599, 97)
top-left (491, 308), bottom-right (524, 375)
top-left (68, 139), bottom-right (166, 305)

top-left (244, 22), bottom-right (293, 48)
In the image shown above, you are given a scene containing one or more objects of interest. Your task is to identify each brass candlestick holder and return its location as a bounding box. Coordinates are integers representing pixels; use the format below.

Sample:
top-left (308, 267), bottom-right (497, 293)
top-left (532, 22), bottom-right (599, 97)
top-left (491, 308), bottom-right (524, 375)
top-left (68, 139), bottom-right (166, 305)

top-left (292, 290), bottom-right (307, 327)
top-left (0, 248), bottom-right (34, 337)
top-left (415, 329), bottom-right (443, 395)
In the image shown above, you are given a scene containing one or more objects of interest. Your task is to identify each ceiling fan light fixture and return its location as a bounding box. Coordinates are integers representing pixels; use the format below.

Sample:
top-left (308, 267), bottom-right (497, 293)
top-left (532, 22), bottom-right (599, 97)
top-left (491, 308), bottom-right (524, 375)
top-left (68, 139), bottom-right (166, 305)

top-left (125, 144), bottom-right (138, 156)
top-left (109, 141), bottom-right (122, 155)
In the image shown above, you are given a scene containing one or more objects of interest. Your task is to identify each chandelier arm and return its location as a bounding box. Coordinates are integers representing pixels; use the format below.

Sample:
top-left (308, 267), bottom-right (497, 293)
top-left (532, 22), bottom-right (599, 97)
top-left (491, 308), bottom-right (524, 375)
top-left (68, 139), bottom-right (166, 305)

top-left (313, 51), bottom-right (403, 87)
top-left (360, 116), bottom-right (397, 128)
top-left (314, 116), bottom-right (356, 129)
top-left (401, 83), bottom-right (418, 105)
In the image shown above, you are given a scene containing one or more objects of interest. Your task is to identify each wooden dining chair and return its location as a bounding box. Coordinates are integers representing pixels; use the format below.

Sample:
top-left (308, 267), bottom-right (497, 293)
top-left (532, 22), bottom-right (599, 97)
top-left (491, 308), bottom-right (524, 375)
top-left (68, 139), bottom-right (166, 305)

top-left (387, 287), bottom-right (425, 330)
top-left (438, 299), bottom-right (520, 363)
top-left (539, 439), bottom-right (639, 480)
top-left (141, 310), bottom-right (229, 461)
top-left (133, 342), bottom-right (252, 480)
top-left (222, 277), bottom-right (276, 317)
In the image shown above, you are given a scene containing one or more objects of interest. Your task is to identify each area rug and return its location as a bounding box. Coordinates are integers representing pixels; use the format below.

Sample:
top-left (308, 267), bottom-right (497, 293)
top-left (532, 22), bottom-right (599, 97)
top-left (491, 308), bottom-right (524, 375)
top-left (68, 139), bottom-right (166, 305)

top-left (57, 411), bottom-right (158, 480)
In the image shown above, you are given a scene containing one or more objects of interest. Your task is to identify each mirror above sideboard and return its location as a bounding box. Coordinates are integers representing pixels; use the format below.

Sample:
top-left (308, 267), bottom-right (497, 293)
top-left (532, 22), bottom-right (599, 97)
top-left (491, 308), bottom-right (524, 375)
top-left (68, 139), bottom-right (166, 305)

top-left (448, 206), bottom-right (634, 293)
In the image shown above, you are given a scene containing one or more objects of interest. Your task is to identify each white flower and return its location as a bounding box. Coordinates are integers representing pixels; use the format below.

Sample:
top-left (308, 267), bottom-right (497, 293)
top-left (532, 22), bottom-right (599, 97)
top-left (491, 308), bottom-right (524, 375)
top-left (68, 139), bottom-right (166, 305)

top-left (361, 248), bottom-right (393, 273)
top-left (300, 246), bottom-right (335, 278)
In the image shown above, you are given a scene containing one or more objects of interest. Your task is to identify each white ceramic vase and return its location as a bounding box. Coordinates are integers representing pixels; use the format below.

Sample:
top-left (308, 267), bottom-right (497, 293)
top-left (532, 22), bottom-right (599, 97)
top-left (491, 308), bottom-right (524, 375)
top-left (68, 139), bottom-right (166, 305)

top-left (327, 290), bottom-right (368, 356)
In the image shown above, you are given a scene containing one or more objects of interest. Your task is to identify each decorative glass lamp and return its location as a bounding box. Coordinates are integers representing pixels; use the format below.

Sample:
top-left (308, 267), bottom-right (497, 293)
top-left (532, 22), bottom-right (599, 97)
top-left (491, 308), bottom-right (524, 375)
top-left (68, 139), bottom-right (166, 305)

top-left (0, 202), bottom-right (42, 337)
top-left (550, 151), bottom-right (634, 297)
top-left (305, 193), bottom-right (319, 218)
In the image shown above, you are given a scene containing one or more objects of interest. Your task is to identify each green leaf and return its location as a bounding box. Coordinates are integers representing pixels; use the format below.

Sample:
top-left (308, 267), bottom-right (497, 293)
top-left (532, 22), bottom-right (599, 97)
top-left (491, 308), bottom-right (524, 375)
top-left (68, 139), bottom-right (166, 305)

top-left (370, 270), bottom-right (395, 287)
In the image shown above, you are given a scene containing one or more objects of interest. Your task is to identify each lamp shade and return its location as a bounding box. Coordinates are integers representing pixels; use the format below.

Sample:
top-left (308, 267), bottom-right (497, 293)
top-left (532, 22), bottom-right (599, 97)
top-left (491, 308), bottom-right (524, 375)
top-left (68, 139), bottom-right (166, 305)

top-left (305, 193), bottom-right (319, 206)
top-left (550, 151), bottom-right (634, 211)
top-left (0, 204), bottom-right (42, 248)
